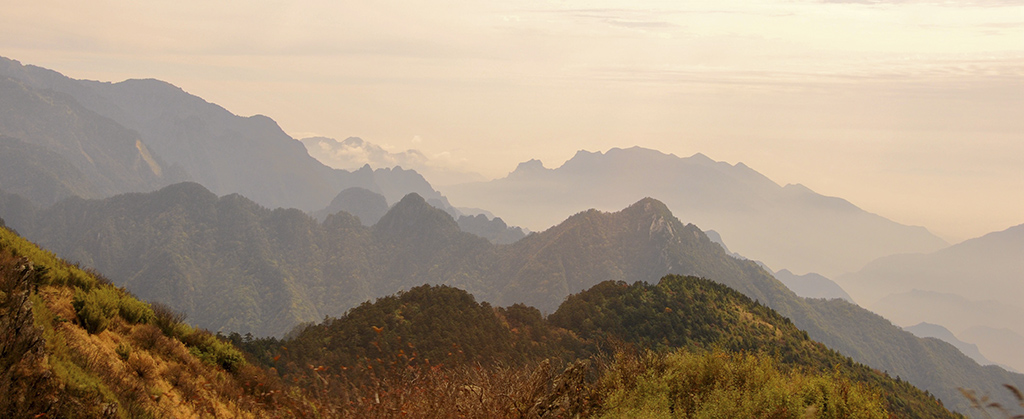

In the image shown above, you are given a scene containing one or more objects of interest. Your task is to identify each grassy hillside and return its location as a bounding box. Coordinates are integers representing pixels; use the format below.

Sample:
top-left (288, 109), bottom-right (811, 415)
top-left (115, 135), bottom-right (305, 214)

top-left (0, 225), bottom-right (315, 418)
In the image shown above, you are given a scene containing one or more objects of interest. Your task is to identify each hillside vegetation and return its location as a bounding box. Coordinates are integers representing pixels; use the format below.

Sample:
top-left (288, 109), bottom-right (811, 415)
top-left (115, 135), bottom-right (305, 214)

top-left (0, 225), bottom-right (316, 417)
top-left (1, 182), bottom-right (1020, 414)
top-left (3, 223), bottom-right (965, 418)
top-left (240, 279), bottom-right (960, 418)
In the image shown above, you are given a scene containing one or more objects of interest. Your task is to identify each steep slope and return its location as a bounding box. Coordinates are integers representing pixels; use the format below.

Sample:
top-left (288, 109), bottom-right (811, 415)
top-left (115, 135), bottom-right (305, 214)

top-left (0, 224), bottom-right (312, 417)
top-left (443, 147), bottom-right (947, 277)
top-left (0, 76), bottom-right (181, 205)
top-left (0, 136), bottom-right (99, 206)
top-left (491, 198), bottom-right (795, 312)
top-left (799, 297), bottom-right (1024, 413)
top-left (1, 184), bottom-right (1019, 413)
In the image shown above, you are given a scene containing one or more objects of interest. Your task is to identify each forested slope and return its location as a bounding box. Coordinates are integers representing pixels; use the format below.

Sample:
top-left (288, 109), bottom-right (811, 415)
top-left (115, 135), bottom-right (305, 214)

top-left (1, 182), bottom-right (1020, 413)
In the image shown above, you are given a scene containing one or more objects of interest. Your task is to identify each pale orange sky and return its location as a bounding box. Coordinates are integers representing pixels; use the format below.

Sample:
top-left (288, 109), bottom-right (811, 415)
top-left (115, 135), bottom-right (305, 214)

top-left (2, 0), bottom-right (1022, 242)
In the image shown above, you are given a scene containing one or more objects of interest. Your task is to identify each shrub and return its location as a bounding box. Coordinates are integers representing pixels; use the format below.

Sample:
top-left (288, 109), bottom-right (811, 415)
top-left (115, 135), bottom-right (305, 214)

top-left (151, 302), bottom-right (186, 337)
top-left (128, 353), bottom-right (156, 381)
top-left (130, 324), bottom-right (166, 351)
top-left (184, 331), bottom-right (246, 372)
top-left (72, 286), bottom-right (120, 334)
top-left (118, 297), bottom-right (155, 325)
top-left (593, 349), bottom-right (888, 419)
top-left (116, 342), bottom-right (132, 361)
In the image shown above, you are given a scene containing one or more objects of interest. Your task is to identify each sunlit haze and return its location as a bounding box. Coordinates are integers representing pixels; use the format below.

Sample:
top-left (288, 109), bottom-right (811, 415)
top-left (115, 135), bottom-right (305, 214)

top-left (2, 0), bottom-right (1021, 242)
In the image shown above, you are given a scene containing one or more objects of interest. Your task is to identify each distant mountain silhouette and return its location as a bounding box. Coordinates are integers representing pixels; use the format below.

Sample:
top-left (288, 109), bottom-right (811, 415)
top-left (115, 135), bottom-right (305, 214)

top-left (961, 326), bottom-right (1024, 374)
top-left (443, 147), bottom-right (948, 277)
top-left (312, 186), bottom-right (525, 243)
top-left (773, 269), bottom-right (854, 303)
top-left (0, 56), bottom-right (452, 213)
top-left (456, 214), bottom-right (525, 244)
top-left (839, 224), bottom-right (1024, 371)
top-left (904, 322), bottom-right (994, 368)
top-left (872, 289), bottom-right (1024, 373)
top-left (703, 229), bottom-right (854, 302)
top-left (313, 187), bottom-right (389, 225)
top-left (1, 184), bottom-right (1019, 412)
top-left (840, 224), bottom-right (1024, 306)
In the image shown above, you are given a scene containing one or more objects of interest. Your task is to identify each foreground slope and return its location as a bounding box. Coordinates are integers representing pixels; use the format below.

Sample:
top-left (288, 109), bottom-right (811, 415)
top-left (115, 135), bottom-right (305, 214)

top-left (2, 183), bottom-right (1020, 413)
top-left (2, 220), bottom-right (956, 418)
top-left (0, 224), bottom-right (315, 417)
top-left (251, 280), bottom-right (956, 418)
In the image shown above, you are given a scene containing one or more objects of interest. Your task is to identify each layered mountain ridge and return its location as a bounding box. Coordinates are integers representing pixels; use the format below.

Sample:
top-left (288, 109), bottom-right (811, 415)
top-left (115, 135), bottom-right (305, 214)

top-left (0, 56), bottom-right (450, 213)
top-left (0, 55), bottom-right (1019, 415)
top-left (1, 222), bottom-right (964, 418)
top-left (1, 183), bottom-right (1019, 413)
top-left (443, 146), bottom-right (948, 277)
top-left (840, 224), bottom-right (1024, 372)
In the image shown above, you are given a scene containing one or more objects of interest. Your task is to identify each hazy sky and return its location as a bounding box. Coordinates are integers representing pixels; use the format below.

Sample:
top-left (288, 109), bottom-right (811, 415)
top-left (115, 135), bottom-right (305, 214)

top-left (2, 0), bottom-right (1022, 242)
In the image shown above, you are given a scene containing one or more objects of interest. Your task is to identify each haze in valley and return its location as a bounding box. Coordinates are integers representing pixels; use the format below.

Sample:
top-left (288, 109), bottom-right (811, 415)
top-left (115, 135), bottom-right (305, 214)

top-left (2, 0), bottom-right (1021, 242)
top-left (2, 2), bottom-right (1024, 412)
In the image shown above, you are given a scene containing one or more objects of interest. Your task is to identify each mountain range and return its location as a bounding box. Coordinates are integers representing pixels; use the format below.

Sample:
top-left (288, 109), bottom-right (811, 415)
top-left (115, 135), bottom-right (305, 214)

top-left (839, 224), bottom-right (1024, 372)
top-left (0, 56), bottom-right (450, 213)
top-left (0, 76), bottom-right (183, 205)
top-left (904, 322), bottom-right (996, 369)
top-left (442, 147), bottom-right (948, 277)
top-left (1, 182), bottom-right (1020, 413)
top-left (1, 223), bottom-right (964, 418)
top-left (1, 55), bottom-right (1022, 415)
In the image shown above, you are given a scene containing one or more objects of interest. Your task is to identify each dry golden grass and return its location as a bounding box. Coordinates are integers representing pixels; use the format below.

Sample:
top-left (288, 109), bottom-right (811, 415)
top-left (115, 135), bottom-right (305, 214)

top-left (29, 283), bottom-right (297, 418)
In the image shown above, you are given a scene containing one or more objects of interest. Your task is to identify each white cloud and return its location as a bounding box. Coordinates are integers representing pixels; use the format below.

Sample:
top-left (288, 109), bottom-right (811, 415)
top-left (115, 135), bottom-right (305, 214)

top-left (300, 137), bottom-right (485, 186)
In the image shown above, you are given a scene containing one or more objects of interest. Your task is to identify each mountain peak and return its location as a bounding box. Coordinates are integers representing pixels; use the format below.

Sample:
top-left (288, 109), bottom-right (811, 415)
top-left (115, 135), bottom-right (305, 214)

top-left (157, 181), bottom-right (213, 194)
top-left (516, 159), bottom-right (546, 171)
top-left (374, 193), bottom-right (460, 238)
top-left (579, 146), bottom-right (676, 164)
top-left (507, 158), bottom-right (549, 179)
top-left (571, 149), bottom-right (602, 159)
top-left (624, 197), bottom-right (674, 219)
top-left (688, 152), bottom-right (713, 163)
top-left (315, 187), bottom-right (389, 225)
top-left (397, 192), bottom-right (427, 206)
